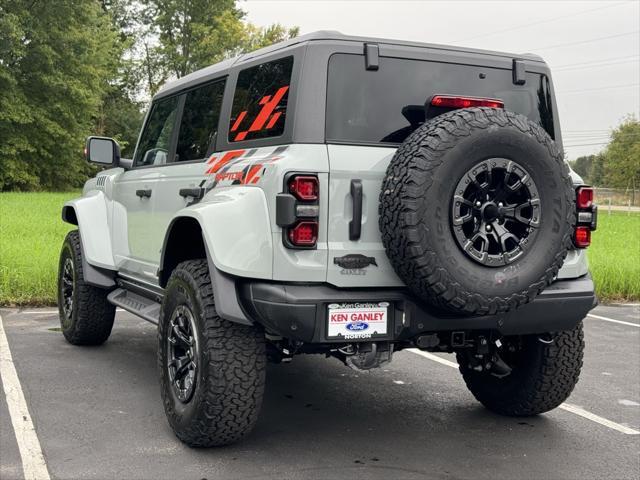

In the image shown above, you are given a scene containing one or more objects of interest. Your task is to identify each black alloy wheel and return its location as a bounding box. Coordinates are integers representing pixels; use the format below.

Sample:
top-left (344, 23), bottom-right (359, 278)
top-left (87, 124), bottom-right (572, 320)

top-left (60, 256), bottom-right (75, 324)
top-left (166, 304), bottom-right (199, 403)
top-left (451, 158), bottom-right (541, 266)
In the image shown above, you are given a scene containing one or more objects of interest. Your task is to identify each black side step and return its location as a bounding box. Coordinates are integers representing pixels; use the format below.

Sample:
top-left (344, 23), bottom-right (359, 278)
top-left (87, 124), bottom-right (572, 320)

top-left (107, 288), bottom-right (160, 325)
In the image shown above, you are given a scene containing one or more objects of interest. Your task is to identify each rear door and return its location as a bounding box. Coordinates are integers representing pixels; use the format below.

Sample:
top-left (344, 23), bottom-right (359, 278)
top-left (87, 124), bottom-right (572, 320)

top-left (152, 78), bottom-right (227, 240)
top-left (324, 52), bottom-right (556, 287)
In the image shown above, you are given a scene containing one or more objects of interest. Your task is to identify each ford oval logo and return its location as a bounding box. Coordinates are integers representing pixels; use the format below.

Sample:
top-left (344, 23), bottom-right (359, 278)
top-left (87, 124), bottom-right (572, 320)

top-left (346, 322), bottom-right (369, 331)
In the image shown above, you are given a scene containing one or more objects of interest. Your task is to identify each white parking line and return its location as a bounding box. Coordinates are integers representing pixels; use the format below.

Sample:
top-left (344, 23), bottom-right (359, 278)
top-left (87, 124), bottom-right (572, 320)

top-left (558, 403), bottom-right (640, 435)
top-left (407, 348), bottom-right (640, 436)
top-left (408, 349), bottom-right (459, 368)
top-left (21, 308), bottom-right (126, 315)
top-left (587, 313), bottom-right (640, 328)
top-left (0, 314), bottom-right (51, 480)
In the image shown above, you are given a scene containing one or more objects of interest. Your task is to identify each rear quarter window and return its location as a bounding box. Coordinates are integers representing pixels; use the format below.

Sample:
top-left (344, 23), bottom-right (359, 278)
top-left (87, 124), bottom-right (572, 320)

top-left (326, 54), bottom-right (555, 145)
top-left (229, 56), bottom-right (293, 142)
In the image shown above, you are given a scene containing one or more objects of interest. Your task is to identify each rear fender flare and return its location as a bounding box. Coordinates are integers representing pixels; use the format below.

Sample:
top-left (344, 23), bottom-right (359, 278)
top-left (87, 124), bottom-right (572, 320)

top-left (158, 187), bottom-right (274, 325)
top-left (168, 187), bottom-right (273, 280)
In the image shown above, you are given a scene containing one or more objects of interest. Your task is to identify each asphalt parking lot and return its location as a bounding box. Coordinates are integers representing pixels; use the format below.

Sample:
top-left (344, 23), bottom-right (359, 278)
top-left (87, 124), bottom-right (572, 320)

top-left (1, 305), bottom-right (639, 480)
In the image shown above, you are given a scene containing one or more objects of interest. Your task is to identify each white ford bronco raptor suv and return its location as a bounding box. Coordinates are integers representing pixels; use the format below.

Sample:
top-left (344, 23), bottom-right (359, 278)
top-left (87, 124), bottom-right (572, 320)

top-left (58, 31), bottom-right (598, 447)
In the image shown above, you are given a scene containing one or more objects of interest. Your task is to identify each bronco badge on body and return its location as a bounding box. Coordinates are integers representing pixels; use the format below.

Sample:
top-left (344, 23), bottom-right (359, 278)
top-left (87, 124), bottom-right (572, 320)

top-left (333, 254), bottom-right (378, 269)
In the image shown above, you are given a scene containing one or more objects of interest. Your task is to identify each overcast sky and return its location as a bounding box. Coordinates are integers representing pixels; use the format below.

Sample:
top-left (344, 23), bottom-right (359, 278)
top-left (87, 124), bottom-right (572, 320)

top-left (242, 0), bottom-right (640, 161)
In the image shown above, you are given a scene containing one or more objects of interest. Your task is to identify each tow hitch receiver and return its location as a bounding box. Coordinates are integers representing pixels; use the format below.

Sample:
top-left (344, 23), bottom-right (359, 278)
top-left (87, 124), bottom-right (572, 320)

top-left (333, 342), bottom-right (393, 371)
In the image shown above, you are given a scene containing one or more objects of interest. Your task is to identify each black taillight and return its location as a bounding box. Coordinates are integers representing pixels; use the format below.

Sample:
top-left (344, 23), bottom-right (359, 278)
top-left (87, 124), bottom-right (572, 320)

top-left (574, 186), bottom-right (597, 248)
top-left (276, 173), bottom-right (319, 249)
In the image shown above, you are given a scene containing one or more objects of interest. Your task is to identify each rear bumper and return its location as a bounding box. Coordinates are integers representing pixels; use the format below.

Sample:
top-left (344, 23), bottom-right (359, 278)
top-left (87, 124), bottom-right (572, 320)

top-left (238, 275), bottom-right (597, 343)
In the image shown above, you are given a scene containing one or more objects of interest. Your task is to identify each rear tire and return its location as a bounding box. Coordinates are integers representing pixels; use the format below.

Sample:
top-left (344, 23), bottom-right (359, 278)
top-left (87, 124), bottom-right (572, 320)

top-left (456, 323), bottom-right (584, 416)
top-left (57, 230), bottom-right (115, 345)
top-left (158, 259), bottom-right (266, 447)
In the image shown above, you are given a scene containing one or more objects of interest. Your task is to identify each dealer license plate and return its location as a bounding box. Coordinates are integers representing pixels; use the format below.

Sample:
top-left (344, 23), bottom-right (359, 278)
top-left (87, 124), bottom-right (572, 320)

top-left (327, 302), bottom-right (389, 340)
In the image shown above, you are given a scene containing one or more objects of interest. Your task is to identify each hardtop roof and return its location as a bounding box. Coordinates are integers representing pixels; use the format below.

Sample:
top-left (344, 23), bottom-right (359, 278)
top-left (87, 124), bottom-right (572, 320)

top-left (155, 30), bottom-right (546, 99)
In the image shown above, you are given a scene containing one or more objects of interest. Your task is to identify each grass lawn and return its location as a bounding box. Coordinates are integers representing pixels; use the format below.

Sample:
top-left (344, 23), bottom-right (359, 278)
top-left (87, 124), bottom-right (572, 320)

top-left (1, 192), bottom-right (75, 305)
top-left (0, 192), bottom-right (639, 305)
top-left (587, 211), bottom-right (640, 302)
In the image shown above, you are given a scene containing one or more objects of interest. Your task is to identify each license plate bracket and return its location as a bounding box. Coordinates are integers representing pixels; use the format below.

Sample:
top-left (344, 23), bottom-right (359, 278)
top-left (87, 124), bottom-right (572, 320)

top-left (326, 302), bottom-right (390, 341)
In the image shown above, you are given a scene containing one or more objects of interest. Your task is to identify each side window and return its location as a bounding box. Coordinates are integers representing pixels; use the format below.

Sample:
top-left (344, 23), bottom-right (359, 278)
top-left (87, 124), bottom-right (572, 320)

top-left (175, 80), bottom-right (226, 162)
top-left (229, 56), bottom-right (293, 142)
top-left (134, 96), bottom-right (179, 167)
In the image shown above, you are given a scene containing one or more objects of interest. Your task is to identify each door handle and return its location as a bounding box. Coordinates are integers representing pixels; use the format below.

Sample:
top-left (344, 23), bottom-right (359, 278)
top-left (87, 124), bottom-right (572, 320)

top-left (136, 189), bottom-right (152, 198)
top-left (179, 187), bottom-right (204, 200)
top-left (349, 179), bottom-right (363, 241)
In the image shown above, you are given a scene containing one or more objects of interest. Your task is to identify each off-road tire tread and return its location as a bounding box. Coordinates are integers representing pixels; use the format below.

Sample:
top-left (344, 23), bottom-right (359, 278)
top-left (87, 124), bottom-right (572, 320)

top-left (456, 323), bottom-right (584, 416)
top-left (159, 259), bottom-right (266, 447)
top-left (59, 230), bottom-right (115, 345)
top-left (379, 107), bottom-right (575, 315)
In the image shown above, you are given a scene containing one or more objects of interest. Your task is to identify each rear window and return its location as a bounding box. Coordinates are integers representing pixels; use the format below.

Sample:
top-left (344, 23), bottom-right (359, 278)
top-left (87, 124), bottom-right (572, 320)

top-left (326, 54), bottom-right (555, 145)
top-left (229, 56), bottom-right (293, 142)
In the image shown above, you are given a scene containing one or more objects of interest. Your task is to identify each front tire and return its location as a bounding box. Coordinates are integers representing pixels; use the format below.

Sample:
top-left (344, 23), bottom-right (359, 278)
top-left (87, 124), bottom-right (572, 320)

top-left (456, 323), bottom-right (584, 416)
top-left (158, 259), bottom-right (266, 447)
top-left (57, 230), bottom-right (115, 345)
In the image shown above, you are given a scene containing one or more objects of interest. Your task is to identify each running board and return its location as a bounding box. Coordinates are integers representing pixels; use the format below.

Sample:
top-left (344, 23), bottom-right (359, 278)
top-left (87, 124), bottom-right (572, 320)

top-left (107, 288), bottom-right (160, 325)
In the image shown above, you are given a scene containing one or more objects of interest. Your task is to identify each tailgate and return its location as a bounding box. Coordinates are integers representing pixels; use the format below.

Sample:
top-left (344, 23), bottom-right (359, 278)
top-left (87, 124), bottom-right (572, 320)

top-left (326, 144), bottom-right (404, 287)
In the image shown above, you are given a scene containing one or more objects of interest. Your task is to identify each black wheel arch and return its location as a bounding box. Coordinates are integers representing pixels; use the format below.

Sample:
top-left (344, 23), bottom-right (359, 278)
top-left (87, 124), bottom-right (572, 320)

top-left (158, 217), bottom-right (207, 288)
top-left (159, 216), bottom-right (252, 325)
top-left (62, 205), bottom-right (78, 225)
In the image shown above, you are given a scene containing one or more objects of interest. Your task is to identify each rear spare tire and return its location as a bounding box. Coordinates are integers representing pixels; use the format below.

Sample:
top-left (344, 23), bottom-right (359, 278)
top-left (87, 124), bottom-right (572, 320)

top-left (379, 107), bottom-right (574, 315)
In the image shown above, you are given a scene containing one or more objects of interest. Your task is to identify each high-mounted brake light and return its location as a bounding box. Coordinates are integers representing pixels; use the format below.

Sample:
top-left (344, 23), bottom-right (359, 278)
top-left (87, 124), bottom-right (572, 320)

top-left (573, 186), bottom-right (597, 248)
top-left (288, 221), bottom-right (318, 246)
top-left (430, 95), bottom-right (505, 109)
top-left (288, 175), bottom-right (319, 201)
top-left (576, 186), bottom-right (593, 209)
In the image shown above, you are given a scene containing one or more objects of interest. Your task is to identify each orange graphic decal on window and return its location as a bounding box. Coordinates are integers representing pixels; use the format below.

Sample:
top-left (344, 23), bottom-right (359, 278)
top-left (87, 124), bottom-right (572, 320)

top-left (265, 112), bottom-right (282, 129)
top-left (232, 86), bottom-right (289, 141)
top-left (230, 111), bottom-right (247, 132)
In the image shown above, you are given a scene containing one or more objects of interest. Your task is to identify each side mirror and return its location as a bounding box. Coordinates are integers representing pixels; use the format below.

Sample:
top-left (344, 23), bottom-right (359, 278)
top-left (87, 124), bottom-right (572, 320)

top-left (85, 136), bottom-right (120, 167)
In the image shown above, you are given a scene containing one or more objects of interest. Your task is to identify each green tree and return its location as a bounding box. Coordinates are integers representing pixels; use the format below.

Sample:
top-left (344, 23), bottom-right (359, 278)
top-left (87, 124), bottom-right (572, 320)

top-left (590, 153), bottom-right (606, 187)
top-left (569, 155), bottom-right (595, 183)
top-left (141, 1), bottom-right (298, 94)
top-left (0, 0), bottom-right (120, 191)
top-left (97, 0), bottom-right (145, 156)
top-left (0, 0), bottom-right (298, 190)
top-left (602, 115), bottom-right (640, 192)
top-left (96, 89), bottom-right (144, 157)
